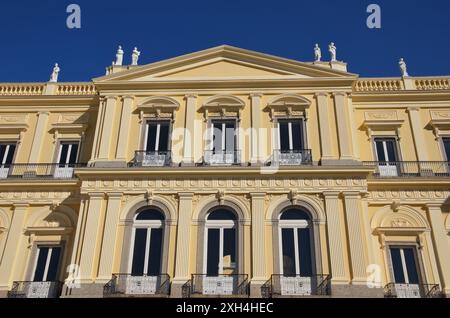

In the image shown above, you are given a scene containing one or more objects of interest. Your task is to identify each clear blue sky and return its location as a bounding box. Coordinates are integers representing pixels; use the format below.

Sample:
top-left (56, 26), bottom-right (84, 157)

top-left (1, 0), bottom-right (449, 82)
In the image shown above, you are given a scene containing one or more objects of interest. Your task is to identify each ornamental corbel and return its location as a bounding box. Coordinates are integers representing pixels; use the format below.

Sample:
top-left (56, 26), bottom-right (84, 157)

top-left (139, 110), bottom-right (144, 123)
top-left (417, 233), bottom-right (425, 250)
top-left (216, 190), bottom-right (225, 205)
top-left (378, 233), bottom-right (386, 250)
top-left (53, 130), bottom-right (59, 144)
top-left (146, 190), bottom-right (154, 205)
top-left (289, 190), bottom-right (300, 205)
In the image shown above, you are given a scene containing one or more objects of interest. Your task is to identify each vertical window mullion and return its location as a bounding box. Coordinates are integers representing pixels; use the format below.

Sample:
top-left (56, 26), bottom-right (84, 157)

top-left (144, 123), bottom-right (150, 151)
top-left (383, 141), bottom-right (390, 162)
top-left (293, 228), bottom-right (300, 276)
top-left (276, 122), bottom-right (281, 151)
top-left (66, 144), bottom-right (72, 165)
top-left (288, 122), bottom-right (293, 151)
top-left (143, 229), bottom-right (151, 276)
top-left (2, 145), bottom-right (9, 165)
top-left (42, 247), bottom-right (53, 281)
top-left (210, 122), bottom-right (214, 151)
top-left (221, 123), bottom-right (226, 152)
top-left (155, 124), bottom-right (161, 152)
top-left (219, 227), bottom-right (224, 275)
top-left (399, 248), bottom-right (410, 284)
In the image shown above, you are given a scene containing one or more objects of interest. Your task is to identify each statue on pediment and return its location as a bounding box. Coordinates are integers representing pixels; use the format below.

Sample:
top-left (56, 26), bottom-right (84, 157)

top-left (49, 63), bottom-right (60, 83)
top-left (132, 47), bottom-right (141, 65)
top-left (314, 44), bottom-right (321, 62)
top-left (329, 42), bottom-right (337, 62)
top-left (399, 58), bottom-right (409, 77)
top-left (114, 45), bottom-right (124, 66)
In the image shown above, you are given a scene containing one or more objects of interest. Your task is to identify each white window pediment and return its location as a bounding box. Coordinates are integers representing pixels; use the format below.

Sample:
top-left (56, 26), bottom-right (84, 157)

top-left (0, 114), bottom-right (29, 143)
top-left (363, 111), bottom-right (404, 139)
top-left (266, 94), bottom-right (311, 119)
top-left (137, 96), bottom-right (180, 122)
top-left (429, 110), bottom-right (450, 138)
top-left (200, 95), bottom-right (245, 120)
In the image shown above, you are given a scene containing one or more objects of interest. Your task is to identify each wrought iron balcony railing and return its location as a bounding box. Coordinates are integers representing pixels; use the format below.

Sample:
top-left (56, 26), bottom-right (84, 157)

top-left (261, 274), bottom-right (331, 298)
top-left (268, 149), bottom-right (313, 166)
top-left (132, 151), bottom-right (172, 167)
top-left (0, 163), bottom-right (87, 180)
top-left (384, 283), bottom-right (443, 298)
top-left (103, 274), bottom-right (171, 297)
top-left (182, 274), bottom-right (249, 297)
top-left (363, 161), bottom-right (450, 178)
top-left (203, 150), bottom-right (241, 166)
top-left (8, 281), bottom-right (63, 298)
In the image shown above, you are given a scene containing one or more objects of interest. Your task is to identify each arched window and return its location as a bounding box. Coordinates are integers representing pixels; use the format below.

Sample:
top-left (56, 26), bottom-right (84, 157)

top-left (279, 208), bottom-right (313, 277)
top-left (204, 208), bottom-right (237, 277)
top-left (130, 208), bottom-right (165, 276)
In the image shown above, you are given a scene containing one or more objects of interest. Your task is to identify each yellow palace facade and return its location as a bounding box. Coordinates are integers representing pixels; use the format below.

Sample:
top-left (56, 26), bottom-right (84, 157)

top-left (0, 45), bottom-right (449, 298)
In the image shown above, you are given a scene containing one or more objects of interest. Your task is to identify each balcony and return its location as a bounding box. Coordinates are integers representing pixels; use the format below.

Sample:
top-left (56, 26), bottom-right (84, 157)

top-left (261, 274), bottom-right (331, 298)
top-left (203, 151), bottom-right (241, 166)
top-left (132, 151), bottom-right (172, 167)
top-left (8, 281), bottom-right (63, 298)
top-left (103, 274), bottom-right (171, 297)
top-left (363, 161), bottom-right (450, 178)
top-left (0, 163), bottom-right (86, 180)
top-left (384, 283), bottom-right (443, 298)
top-left (182, 274), bottom-right (249, 298)
top-left (268, 149), bottom-right (313, 166)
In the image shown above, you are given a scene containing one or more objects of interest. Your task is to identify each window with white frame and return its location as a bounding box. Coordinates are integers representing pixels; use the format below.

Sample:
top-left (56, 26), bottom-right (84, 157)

top-left (32, 246), bottom-right (62, 282)
top-left (277, 119), bottom-right (305, 152)
top-left (0, 143), bottom-right (16, 179)
top-left (57, 142), bottom-right (79, 166)
top-left (374, 137), bottom-right (399, 177)
top-left (388, 246), bottom-right (423, 298)
top-left (443, 137), bottom-right (450, 161)
top-left (206, 120), bottom-right (238, 165)
top-left (144, 121), bottom-right (170, 153)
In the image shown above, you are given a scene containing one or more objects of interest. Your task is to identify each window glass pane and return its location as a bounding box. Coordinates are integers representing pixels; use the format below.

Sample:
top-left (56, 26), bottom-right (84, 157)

top-left (33, 247), bottom-right (49, 281)
top-left (208, 209), bottom-right (236, 221)
top-left (280, 209), bottom-right (310, 220)
top-left (59, 144), bottom-right (69, 164)
top-left (5, 144), bottom-right (15, 165)
top-left (291, 121), bottom-right (303, 150)
top-left (46, 247), bottom-right (62, 281)
top-left (212, 122), bottom-right (223, 152)
top-left (0, 145), bottom-right (6, 163)
top-left (158, 123), bottom-right (170, 152)
top-left (68, 144), bottom-right (79, 164)
top-left (136, 209), bottom-right (164, 221)
top-left (279, 122), bottom-right (290, 151)
top-left (281, 228), bottom-right (296, 276)
top-left (390, 248), bottom-right (406, 283)
top-left (225, 123), bottom-right (235, 152)
top-left (385, 139), bottom-right (397, 162)
top-left (298, 228), bottom-right (313, 277)
top-left (375, 140), bottom-right (386, 161)
top-left (223, 228), bottom-right (236, 265)
top-left (403, 248), bottom-right (420, 284)
top-left (147, 229), bottom-right (163, 276)
top-left (443, 138), bottom-right (450, 160)
top-left (131, 229), bottom-right (147, 276)
top-left (206, 229), bottom-right (220, 276)
top-left (146, 123), bottom-right (157, 151)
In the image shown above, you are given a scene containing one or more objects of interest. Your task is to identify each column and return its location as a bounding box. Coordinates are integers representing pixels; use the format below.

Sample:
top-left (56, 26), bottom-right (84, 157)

top-left (347, 95), bottom-right (360, 160)
top-left (97, 193), bottom-right (123, 282)
top-left (315, 93), bottom-right (334, 163)
top-left (28, 112), bottom-right (49, 163)
top-left (323, 192), bottom-right (347, 283)
top-left (407, 107), bottom-right (429, 162)
top-left (115, 96), bottom-right (134, 162)
top-left (97, 96), bottom-right (118, 161)
top-left (174, 193), bottom-right (194, 281)
top-left (250, 94), bottom-right (263, 165)
top-left (0, 204), bottom-right (28, 290)
top-left (333, 92), bottom-right (354, 161)
top-left (250, 193), bottom-right (266, 281)
top-left (182, 94), bottom-right (197, 165)
top-left (343, 192), bottom-right (369, 283)
top-left (78, 193), bottom-right (104, 282)
top-left (426, 204), bottom-right (450, 295)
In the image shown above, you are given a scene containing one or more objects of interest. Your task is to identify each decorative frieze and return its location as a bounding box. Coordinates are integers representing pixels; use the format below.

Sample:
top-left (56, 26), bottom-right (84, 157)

top-left (367, 190), bottom-right (450, 203)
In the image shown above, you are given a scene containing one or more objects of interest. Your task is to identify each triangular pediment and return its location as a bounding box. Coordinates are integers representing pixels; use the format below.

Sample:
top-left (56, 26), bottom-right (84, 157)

top-left (94, 45), bottom-right (357, 83)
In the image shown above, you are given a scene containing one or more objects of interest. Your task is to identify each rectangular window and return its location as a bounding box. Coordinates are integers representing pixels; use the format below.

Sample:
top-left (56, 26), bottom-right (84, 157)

top-left (211, 121), bottom-right (236, 153)
top-left (281, 228), bottom-right (296, 276)
top-left (57, 142), bottom-right (79, 165)
top-left (131, 229), bottom-right (147, 276)
top-left (145, 121), bottom-right (170, 152)
top-left (443, 138), bottom-right (450, 161)
top-left (206, 229), bottom-right (220, 276)
top-left (147, 228), bottom-right (163, 276)
top-left (33, 246), bottom-right (62, 282)
top-left (374, 138), bottom-right (398, 162)
top-left (278, 120), bottom-right (304, 152)
top-left (0, 143), bottom-right (16, 166)
top-left (390, 247), bottom-right (420, 284)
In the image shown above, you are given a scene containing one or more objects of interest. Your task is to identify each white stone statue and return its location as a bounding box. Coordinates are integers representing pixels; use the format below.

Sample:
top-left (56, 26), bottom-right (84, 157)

top-left (314, 44), bottom-right (321, 62)
top-left (114, 45), bottom-right (124, 66)
top-left (131, 47), bottom-right (141, 66)
top-left (329, 42), bottom-right (337, 62)
top-left (399, 58), bottom-right (409, 77)
top-left (49, 63), bottom-right (60, 82)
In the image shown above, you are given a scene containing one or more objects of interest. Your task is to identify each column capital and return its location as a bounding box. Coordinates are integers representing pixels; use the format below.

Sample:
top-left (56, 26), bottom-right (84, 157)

top-left (342, 191), bottom-right (361, 198)
top-left (13, 203), bottom-right (29, 209)
top-left (407, 106), bottom-right (420, 113)
top-left (37, 111), bottom-right (50, 116)
top-left (103, 95), bottom-right (119, 101)
top-left (184, 93), bottom-right (198, 99)
top-left (250, 93), bottom-right (263, 98)
top-left (178, 192), bottom-right (194, 200)
top-left (323, 191), bottom-right (340, 198)
top-left (106, 192), bottom-right (123, 199)
top-left (121, 95), bottom-right (135, 101)
top-left (88, 192), bottom-right (105, 199)
top-left (426, 203), bottom-right (443, 210)
top-left (332, 91), bottom-right (347, 97)
top-left (250, 192), bottom-right (266, 199)
top-left (315, 92), bottom-right (328, 97)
